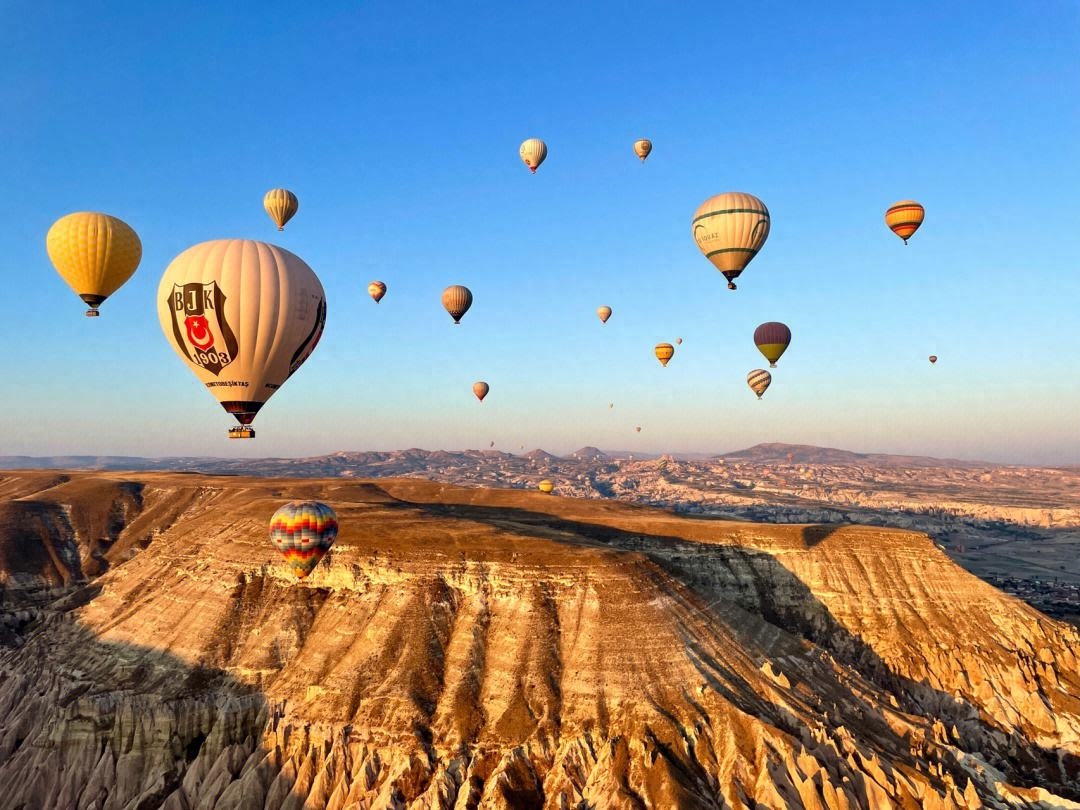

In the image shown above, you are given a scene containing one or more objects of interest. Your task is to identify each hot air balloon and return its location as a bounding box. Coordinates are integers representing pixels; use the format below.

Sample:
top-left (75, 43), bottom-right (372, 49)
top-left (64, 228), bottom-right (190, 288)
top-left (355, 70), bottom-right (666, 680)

top-left (442, 285), bottom-right (473, 324)
top-left (747, 369), bottom-right (772, 400)
top-left (269, 501), bottom-right (338, 578)
top-left (633, 139), bottom-right (652, 161)
top-left (597, 305), bottom-right (612, 324)
top-left (609, 402), bottom-right (614, 409)
top-left (885, 200), bottom-right (924, 244)
top-left (263, 189), bottom-right (299, 231)
top-left (46, 212), bottom-right (142, 317)
top-left (929, 355), bottom-right (938, 364)
top-left (691, 192), bottom-right (770, 290)
top-left (368, 281), bottom-right (387, 303)
top-left (473, 381), bottom-right (489, 401)
top-left (519, 139), bottom-right (547, 173)
top-left (538, 480), bottom-right (554, 494)
top-left (490, 440), bottom-right (495, 447)
top-left (635, 426), bottom-right (642, 433)
top-left (157, 239), bottom-right (326, 439)
top-left (754, 322), bottom-right (791, 367)
top-left (675, 337), bottom-right (683, 345)
top-left (655, 343), bottom-right (674, 367)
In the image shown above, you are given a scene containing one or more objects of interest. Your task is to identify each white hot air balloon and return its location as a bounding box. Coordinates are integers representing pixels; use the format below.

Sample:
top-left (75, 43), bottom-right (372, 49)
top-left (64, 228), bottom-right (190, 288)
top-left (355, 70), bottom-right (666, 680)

top-left (157, 239), bottom-right (326, 439)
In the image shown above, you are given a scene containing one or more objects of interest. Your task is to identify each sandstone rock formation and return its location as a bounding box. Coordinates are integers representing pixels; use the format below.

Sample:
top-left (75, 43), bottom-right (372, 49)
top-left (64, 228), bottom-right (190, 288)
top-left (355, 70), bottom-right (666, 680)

top-left (0, 471), bottom-right (1077, 808)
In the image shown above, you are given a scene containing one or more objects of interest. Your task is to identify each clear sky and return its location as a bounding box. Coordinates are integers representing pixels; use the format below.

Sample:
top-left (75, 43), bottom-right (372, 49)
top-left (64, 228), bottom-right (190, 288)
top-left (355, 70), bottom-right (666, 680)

top-left (1, 2), bottom-right (1078, 464)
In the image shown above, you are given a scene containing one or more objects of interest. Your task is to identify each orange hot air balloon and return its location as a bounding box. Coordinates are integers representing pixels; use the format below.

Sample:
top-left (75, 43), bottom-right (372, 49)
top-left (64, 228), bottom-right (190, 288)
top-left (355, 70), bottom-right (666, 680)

top-left (885, 200), bottom-right (925, 244)
top-left (538, 479), bottom-right (555, 494)
top-left (929, 355), bottom-right (938, 364)
top-left (633, 139), bottom-right (652, 161)
top-left (441, 285), bottom-right (473, 324)
top-left (46, 212), bottom-right (142, 317)
top-left (597, 305), bottom-right (612, 324)
top-left (368, 281), bottom-right (386, 303)
top-left (655, 343), bottom-right (674, 367)
top-left (473, 381), bottom-right (489, 401)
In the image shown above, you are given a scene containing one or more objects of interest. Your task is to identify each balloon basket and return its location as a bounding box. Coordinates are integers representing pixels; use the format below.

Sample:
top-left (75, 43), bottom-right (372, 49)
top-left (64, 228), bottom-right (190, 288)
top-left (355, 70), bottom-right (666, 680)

top-left (228, 427), bottom-right (256, 439)
top-left (85, 310), bottom-right (100, 318)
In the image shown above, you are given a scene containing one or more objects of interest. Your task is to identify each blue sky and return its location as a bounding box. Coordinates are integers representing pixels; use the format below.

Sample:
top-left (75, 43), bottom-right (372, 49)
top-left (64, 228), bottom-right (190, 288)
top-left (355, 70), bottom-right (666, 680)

top-left (1, 2), bottom-right (1078, 463)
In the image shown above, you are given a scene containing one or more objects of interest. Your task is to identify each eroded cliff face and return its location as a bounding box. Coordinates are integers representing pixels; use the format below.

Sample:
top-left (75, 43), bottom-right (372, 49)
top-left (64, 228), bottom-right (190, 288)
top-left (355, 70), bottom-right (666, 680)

top-left (0, 472), bottom-right (1077, 809)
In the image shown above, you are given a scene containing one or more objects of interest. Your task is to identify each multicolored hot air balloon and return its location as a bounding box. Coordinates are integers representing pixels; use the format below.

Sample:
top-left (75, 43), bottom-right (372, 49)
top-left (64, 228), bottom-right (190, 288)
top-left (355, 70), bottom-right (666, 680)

top-left (929, 355), bottom-right (938, 364)
top-left (269, 501), bottom-right (339, 578)
top-left (46, 212), bottom-right (142, 317)
top-left (157, 239), bottom-right (326, 439)
top-left (885, 200), bottom-right (924, 244)
top-left (442, 285), bottom-right (473, 324)
top-left (368, 281), bottom-right (386, 303)
top-left (754, 322), bottom-right (791, 368)
top-left (633, 139), bottom-right (652, 161)
top-left (691, 192), bottom-right (770, 290)
top-left (655, 343), bottom-right (674, 367)
top-left (747, 369), bottom-right (772, 400)
top-left (538, 480), bottom-right (554, 494)
top-left (597, 305), bottom-right (612, 324)
top-left (473, 381), bottom-right (489, 401)
top-left (263, 189), bottom-right (299, 231)
top-left (519, 139), bottom-right (548, 173)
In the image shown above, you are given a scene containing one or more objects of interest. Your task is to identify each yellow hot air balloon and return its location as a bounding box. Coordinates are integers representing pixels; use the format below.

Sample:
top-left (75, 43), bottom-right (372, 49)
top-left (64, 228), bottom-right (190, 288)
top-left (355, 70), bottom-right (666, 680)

top-left (519, 139), bottom-right (548, 173)
top-left (633, 139), bottom-right (652, 161)
top-left (597, 305), bottom-right (612, 324)
top-left (691, 192), bottom-right (770, 290)
top-left (473, 381), bottom-right (489, 402)
top-left (885, 200), bottom-right (924, 244)
top-left (46, 212), bottom-right (142, 317)
top-left (263, 189), bottom-right (299, 231)
top-left (157, 240), bottom-right (326, 438)
top-left (442, 285), bottom-right (473, 324)
top-left (655, 343), bottom-right (674, 367)
top-left (747, 369), bottom-right (772, 399)
top-left (538, 479), bottom-right (554, 494)
top-left (368, 281), bottom-right (387, 303)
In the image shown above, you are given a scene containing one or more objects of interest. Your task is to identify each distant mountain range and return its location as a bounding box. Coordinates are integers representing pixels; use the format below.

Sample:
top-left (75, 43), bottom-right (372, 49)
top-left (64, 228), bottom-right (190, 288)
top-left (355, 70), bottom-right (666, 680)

top-left (0, 442), bottom-right (1003, 475)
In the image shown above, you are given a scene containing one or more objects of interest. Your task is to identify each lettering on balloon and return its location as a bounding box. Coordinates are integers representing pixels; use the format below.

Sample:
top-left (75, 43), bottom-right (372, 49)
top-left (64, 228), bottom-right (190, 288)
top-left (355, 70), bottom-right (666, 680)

top-left (166, 282), bottom-right (239, 376)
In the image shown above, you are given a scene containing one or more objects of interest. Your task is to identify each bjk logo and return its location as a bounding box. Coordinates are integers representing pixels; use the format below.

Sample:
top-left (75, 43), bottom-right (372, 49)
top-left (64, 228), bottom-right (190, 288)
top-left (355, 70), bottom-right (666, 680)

top-left (166, 282), bottom-right (238, 376)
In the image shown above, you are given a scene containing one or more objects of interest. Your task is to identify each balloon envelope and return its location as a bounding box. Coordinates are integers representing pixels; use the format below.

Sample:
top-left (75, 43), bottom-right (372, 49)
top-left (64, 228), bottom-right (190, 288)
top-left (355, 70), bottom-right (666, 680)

top-left (747, 369), bottom-right (772, 399)
top-left (929, 355), bottom-right (938, 364)
top-left (655, 343), bottom-right (675, 366)
top-left (633, 139), bottom-right (652, 161)
top-left (46, 212), bottom-right (142, 316)
top-left (264, 189), bottom-right (299, 231)
top-left (157, 239), bottom-right (326, 432)
top-left (885, 200), bottom-right (924, 244)
top-left (473, 381), bottom-right (489, 401)
top-left (597, 305), bottom-right (612, 324)
top-left (538, 480), bottom-right (554, 493)
top-left (368, 281), bottom-right (386, 303)
top-left (691, 192), bottom-right (770, 290)
top-left (754, 322), bottom-right (791, 367)
top-left (269, 501), bottom-right (338, 578)
top-left (442, 285), bottom-right (473, 323)
top-left (519, 139), bottom-right (548, 173)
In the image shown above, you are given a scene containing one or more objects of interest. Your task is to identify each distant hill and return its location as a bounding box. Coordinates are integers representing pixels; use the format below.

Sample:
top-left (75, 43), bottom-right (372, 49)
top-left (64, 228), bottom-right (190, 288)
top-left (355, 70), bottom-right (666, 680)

top-left (719, 442), bottom-right (994, 468)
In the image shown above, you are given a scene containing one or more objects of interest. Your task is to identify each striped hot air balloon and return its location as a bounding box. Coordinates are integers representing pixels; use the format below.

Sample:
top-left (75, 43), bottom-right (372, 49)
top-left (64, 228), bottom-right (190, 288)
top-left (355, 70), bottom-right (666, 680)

top-left (633, 139), bottom-right (652, 161)
top-left (269, 501), bottom-right (339, 578)
top-left (538, 480), bottom-right (554, 493)
top-left (441, 285), bottom-right (473, 324)
top-left (655, 343), bottom-right (675, 367)
top-left (46, 212), bottom-right (142, 317)
top-left (473, 381), bottom-right (489, 401)
top-left (368, 281), bottom-right (386, 303)
top-left (885, 200), bottom-right (924, 244)
top-left (263, 189), bottom-right (299, 231)
top-left (691, 192), bottom-right (770, 290)
top-left (519, 139), bottom-right (548, 173)
top-left (754, 322), bottom-right (791, 367)
top-left (597, 305), bottom-right (612, 324)
top-left (747, 369), bottom-right (772, 399)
